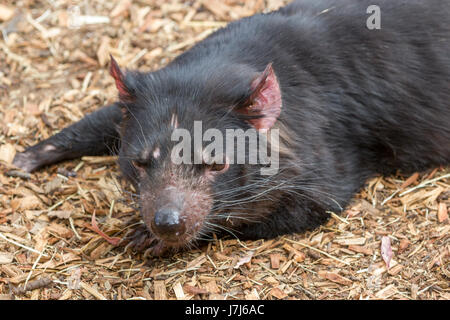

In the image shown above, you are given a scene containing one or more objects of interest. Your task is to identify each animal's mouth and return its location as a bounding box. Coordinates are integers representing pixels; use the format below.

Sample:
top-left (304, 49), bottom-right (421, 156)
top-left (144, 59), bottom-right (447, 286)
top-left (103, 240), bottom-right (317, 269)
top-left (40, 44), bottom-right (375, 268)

top-left (155, 232), bottom-right (192, 245)
top-left (149, 230), bottom-right (199, 253)
top-left (149, 218), bottom-right (205, 247)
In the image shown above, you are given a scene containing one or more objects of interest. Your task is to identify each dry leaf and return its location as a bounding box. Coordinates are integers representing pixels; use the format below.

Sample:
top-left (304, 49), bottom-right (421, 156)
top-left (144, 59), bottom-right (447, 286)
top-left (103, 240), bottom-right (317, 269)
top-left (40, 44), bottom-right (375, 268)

top-left (89, 211), bottom-right (121, 245)
top-left (234, 251), bottom-right (254, 269)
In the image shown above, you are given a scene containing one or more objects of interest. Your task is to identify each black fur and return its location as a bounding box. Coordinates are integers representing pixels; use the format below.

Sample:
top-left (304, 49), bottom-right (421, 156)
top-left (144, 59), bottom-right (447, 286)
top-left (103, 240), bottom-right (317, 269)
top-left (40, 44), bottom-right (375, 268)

top-left (13, 104), bottom-right (123, 173)
top-left (14, 0), bottom-right (450, 244)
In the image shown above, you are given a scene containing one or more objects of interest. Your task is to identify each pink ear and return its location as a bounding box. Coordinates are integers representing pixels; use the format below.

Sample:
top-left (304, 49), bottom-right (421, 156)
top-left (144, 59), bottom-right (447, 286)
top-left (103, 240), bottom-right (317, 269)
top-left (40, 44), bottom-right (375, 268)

top-left (109, 55), bottom-right (134, 101)
top-left (238, 63), bottom-right (282, 130)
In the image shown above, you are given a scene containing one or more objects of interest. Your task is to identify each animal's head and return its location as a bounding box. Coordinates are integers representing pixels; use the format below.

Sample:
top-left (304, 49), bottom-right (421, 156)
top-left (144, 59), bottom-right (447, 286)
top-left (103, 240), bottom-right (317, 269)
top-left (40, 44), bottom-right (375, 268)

top-left (109, 56), bottom-right (283, 248)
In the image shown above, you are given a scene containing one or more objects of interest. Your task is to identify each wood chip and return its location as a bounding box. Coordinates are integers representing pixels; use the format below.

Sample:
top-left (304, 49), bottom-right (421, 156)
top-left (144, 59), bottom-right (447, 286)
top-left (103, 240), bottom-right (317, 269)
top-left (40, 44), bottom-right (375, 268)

top-left (96, 37), bottom-right (112, 67)
top-left (398, 239), bottom-right (410, 254)
top-left (79, 281), bottom-right (107, 300)
top-left (381, 236), bottom-right (393, 269)
top-left (204, 280), bottom-right (220, 294)
top-left (270, 253), bottom-right (280, 269)
top-left (400, 172), bottom-right (419, 189)
top-left (375, 284), bottom-right (397, 299)
top-left (183, 284), bottom-right (208, 295)
top-left (0, 143), bottom-right (16, 164)
top-left (245, 288), bottom-right (260, 300)
top-left (173, 282), bottom-right (185, 300)
top-left (186, 254), bottom-right (207, 269)
top-left (47, 210), bottom-right (72, 219)
top-left (0, 4), bottom-right (14, 21)
top-left (438, 202), bottom-right (448, 223)
top-left (317, 271), bottom-right (352, 286)
top-left (0, 252), bottom-right (14, 264)
top-left (270, 287), bottom-right (288, 299)
top-left (201, 0), bottom-right (231, 20)
top-left (154, 280), bottom-right (167, 300)
top-left (348, 245), bottom-right (373, 255)
top-left (334, 237), bottom-right (366, 246)
top-left (110, 0), bottom-right (132, 18)
top-left (43, 177), bottom-right (63, 194)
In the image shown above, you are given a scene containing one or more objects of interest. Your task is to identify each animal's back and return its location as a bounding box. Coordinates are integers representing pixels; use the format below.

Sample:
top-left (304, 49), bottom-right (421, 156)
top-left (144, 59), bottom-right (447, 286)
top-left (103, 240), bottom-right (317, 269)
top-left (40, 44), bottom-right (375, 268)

top-left (231, 0), bottom-right (450, 173)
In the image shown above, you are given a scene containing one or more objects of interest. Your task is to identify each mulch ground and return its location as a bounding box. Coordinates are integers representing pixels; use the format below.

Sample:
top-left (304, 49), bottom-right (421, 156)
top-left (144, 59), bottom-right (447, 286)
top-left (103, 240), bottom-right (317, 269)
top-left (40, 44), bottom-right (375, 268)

top-left (0, 0), bottom-right (448, 300)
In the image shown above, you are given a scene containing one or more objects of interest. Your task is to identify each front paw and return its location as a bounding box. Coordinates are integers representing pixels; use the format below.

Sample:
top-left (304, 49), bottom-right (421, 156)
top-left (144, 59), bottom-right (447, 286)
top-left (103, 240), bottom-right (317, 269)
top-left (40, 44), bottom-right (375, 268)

top-left (13, 151), bottom-right (41, 173)
top-left (122, 224), bottom-right (168, 257)
top-left (13, 143), bottom-right (59, 172)
top-left (122, 224), bottom-right (157, 251)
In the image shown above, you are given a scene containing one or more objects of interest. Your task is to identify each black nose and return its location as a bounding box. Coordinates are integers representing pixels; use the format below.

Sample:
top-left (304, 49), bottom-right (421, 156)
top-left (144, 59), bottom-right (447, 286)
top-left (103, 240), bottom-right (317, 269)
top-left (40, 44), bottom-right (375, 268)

top-left (153, 208), bottom-right (183, 237)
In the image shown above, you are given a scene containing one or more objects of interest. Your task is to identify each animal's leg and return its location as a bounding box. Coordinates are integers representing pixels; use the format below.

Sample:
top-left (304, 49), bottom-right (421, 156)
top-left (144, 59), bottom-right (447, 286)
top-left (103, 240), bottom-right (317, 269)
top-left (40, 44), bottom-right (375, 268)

top-left (13, 103), bottom-right (123, 172)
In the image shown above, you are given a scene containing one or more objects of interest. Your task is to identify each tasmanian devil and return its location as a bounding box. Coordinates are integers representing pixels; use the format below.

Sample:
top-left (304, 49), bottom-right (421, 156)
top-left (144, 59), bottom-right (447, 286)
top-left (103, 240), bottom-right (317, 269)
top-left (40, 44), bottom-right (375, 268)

top-left (12, 0), bottom-right (450, 255)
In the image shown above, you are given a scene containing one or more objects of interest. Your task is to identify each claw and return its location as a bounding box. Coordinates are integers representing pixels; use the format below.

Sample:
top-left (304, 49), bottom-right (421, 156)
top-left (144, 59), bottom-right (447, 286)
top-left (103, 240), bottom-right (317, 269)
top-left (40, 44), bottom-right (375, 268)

top-left (121, 224), bottom-right (158, 253)
top-left (143, 242), bottom-right (168, 258)
top-left (120, 224), bottom-right (171, 257)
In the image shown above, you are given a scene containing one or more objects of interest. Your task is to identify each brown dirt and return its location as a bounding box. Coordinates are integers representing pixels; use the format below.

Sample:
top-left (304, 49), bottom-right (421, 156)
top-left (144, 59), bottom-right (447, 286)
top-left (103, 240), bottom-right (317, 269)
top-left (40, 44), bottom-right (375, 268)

top-left (0, 0), bottom-right (448, 300)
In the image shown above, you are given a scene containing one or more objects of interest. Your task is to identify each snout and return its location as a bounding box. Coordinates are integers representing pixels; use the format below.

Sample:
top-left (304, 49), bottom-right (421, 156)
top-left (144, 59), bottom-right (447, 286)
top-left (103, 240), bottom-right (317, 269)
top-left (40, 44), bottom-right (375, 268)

top-left (139, 177), bottom-right (214, 246)
top-left (152, 208), bottom-right (186, 240)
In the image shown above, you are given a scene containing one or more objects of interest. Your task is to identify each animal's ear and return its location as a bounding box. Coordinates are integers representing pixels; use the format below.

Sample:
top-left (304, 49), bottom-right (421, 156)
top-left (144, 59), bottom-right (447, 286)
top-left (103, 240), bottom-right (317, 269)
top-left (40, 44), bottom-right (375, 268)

top-left (109, 55), bottom-right (134, 102)
top-left (236, 63), bottom-right (282, 130)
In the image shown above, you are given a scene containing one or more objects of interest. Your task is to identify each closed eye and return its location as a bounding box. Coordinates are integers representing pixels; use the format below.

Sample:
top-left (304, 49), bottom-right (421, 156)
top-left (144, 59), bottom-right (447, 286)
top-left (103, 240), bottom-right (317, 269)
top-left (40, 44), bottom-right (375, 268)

top-left (132, 158), bottom-right (149, 169)
top-left (204, 161), bottom-right (229, 174)
top-left (207, 162), bottom-right (226, 172)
